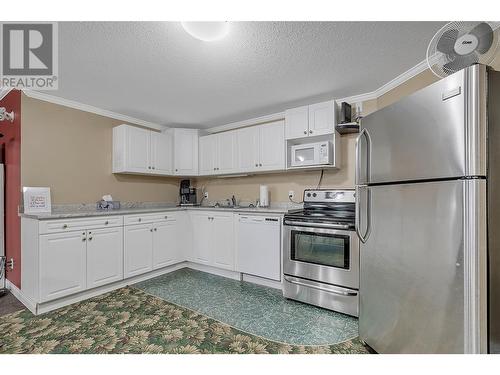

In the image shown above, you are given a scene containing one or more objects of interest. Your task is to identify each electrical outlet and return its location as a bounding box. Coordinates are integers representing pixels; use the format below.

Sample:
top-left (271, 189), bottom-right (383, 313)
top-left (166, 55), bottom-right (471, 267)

top-left (288, 190), bottom-right (295, 199)
top-left (204, 192), bottom-right (209, 199)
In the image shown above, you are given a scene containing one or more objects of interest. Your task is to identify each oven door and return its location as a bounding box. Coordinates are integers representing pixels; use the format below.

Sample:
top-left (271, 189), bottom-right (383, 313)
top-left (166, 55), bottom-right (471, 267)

top-left (283, 223), bottom-right (359, 289)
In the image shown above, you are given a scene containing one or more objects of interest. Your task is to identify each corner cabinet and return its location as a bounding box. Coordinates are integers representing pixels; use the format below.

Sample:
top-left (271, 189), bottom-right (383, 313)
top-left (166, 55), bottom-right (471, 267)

top-left (285, 100), bottom-right (336, 140)
top-left (173, 128), bottom-right (199, 176)
top-left (113, 124), bottom-right (173, 176)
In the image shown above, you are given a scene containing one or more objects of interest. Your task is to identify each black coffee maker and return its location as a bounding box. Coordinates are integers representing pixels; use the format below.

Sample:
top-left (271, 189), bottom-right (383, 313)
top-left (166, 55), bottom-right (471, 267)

top-left (179, 179), bottom-right (198, 206)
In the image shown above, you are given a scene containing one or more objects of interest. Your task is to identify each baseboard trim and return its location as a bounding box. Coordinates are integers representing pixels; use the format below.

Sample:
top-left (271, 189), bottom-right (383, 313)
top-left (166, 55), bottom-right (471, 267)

top-left (35, 262), bottom-right (187, 315)
top-left (11, 262), bottom-right (284, 315)
top-left (5, 279), bottom-right (37, 314)
top-left (242, 274), bottom-right (282, 290)
top-left (185, 262), bottom-right (241, 280)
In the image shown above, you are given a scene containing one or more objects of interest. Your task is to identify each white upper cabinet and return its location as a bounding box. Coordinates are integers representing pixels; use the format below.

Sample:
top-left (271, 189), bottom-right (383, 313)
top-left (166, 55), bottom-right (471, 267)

top-left (237, 126), bottom-right (260, 172)
top-left (173, 128), bottom-right (199, 176)
top-left (308, 100), bottom-right (336, 136)
top-left (285, 100), bottom-right (336, 139)
top-left (217, 131), bottom-right (238, 174)
top-left (199, 132), bottom-right (238, 176)
top-left (285, 105), bottom-right (309, 139)
top-left (237, 121), bottom-right (285, 173)
top-left (113, 124), bottom-right (173, 176)
top-left (199, 134), bottom-right (218, 175)
top-left (150, 131), bottom-right (173, 175)
top-left (259, 120), bottom-right (285, 171)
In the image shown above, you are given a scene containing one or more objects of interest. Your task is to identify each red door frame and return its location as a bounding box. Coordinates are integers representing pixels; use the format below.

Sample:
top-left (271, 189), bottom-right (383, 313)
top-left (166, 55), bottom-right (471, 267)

top-left (0, 89), bottom-right (21, 288)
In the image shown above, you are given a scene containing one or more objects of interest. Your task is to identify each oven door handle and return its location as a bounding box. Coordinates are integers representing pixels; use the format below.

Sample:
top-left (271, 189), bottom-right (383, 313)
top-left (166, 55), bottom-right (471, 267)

top-left (283, 220), bottom-right (350, 230)
top-left (284, 276), bottom-right (358, 296)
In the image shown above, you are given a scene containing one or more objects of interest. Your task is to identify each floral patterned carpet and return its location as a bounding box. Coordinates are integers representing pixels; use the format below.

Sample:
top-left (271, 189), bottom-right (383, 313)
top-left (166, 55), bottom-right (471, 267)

top-left (0, 287), bottom-right (369, 354)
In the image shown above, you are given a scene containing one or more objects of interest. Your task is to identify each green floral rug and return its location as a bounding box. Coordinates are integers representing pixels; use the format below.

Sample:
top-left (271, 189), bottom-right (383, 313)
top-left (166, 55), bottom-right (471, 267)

top-left (0, 287), bottom-right (369, 354)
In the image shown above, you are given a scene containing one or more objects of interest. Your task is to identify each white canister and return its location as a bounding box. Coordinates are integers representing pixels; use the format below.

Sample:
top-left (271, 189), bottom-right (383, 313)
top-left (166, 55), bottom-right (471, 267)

top-left (259, 185), bottom-right (269, 207)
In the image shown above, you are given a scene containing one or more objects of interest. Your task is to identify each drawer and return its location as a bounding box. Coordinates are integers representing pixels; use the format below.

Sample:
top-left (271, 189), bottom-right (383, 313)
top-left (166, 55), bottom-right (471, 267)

top-left (124, 211), bottom-right (177, 226)
top-left (39, 216), bottom-right (123, 234)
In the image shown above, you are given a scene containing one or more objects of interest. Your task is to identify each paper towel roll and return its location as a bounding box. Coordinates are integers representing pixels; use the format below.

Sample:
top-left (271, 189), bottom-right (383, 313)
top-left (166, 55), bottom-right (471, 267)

top-left (259, 185), bottom-right (269, 207)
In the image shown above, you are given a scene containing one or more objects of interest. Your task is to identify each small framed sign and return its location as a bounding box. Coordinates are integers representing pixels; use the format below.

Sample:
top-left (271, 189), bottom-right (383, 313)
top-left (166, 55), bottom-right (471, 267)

top-left (23, 187), bottom-right (52, 214)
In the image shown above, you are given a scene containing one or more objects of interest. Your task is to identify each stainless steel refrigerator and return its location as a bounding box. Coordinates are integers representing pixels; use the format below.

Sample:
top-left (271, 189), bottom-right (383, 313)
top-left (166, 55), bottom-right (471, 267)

top-left (355, 64), bottom-right (500, 354)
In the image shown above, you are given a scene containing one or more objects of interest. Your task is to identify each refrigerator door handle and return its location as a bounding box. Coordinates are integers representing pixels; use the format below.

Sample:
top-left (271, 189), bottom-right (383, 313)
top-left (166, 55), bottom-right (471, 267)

top-left (355, 185), bottom-right (372, 243)
top-left (355, 127), bottom-right (372, 184)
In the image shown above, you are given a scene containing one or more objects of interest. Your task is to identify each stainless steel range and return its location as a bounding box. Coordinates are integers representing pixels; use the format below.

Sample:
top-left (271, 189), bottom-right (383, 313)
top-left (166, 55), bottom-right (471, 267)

top-left (283, 189), bottom-right (359, 317)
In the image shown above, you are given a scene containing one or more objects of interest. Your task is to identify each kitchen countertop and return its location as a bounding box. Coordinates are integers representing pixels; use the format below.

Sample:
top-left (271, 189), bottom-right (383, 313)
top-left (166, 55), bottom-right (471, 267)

top-left (20, 205), bottom-right (291, 220)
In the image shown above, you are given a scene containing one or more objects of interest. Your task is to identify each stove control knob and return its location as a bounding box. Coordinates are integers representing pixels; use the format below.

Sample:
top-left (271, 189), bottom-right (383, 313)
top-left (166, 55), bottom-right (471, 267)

top-left (312, 193), bottom-right (317, 197)
top-left (306, 193), bottom-right (311, 197)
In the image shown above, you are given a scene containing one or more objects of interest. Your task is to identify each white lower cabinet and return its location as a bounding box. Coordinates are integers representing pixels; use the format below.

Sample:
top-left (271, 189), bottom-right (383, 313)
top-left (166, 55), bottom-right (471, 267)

top-left (39, 231), bottom-right (87, 303)
top-left (191, 213), bottom-right (212, 265)
top-left (125, 213), bottom-right (181, 277)
top-left (190, 211), bottom-right (235, 270)
top-left (212, 213), bottom-right (234, 270)
top-left (87, 227), bottom-right (124, 289)
top-left (153, 219), bottom-right (180, 269)
top-left (124, 223), bottom-right (154, 278)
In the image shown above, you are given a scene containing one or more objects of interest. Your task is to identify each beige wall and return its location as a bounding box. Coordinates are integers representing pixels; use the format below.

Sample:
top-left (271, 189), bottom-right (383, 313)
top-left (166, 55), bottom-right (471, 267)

top-left (194, 69), bottom-right (445, 203)
top-left (21, 94), bottom-right (180, 204)
top-left (195, 134), bottom-right (357, 203)
top-left (22, 62), bottom-right (484, 206)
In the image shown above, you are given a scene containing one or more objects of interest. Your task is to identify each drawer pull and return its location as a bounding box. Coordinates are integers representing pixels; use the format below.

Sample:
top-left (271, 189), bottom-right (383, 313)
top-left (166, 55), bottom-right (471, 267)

top-left (164, 216), bottom-right (168, 219)
top-left (105, 220), bottom-right (109, 225)
top-left (88, 237), bottom-right (93, 241)
top-left (138, 218), bottom-right (142, 222)
top-left (62, 224), bottom-right (68, 229)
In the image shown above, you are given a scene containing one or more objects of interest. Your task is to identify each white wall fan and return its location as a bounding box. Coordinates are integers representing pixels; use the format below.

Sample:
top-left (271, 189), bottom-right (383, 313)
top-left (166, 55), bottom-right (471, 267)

top-left (427, 21), bottom-right (500, 78)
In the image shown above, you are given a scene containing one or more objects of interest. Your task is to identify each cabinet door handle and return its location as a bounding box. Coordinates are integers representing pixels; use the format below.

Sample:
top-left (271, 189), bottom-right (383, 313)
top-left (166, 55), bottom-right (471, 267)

top-left (88, 237), bottom-right (93, 241)
top-left (150, 228), bottom-right (153, 232)
top-left (82, 237), bottom-right (86, 242)
top-left (154, 228), bottom-right (157, 232)
top-left (255, 163), bottom-right (258, 167)
top-left (104, 220), bottom-right (109, 225)
top-left (304, 130), bottom-right (307, 134)
top-left (309, 130), bottom-right (313, 134)
top-left (164, 216), bottom-right (168, 219)
top-left (62, 224), bottom-right (68, 229)
top-left (138, 218), bottom-right (142, 222)
top-left (259, 163), bottom-right (262, 167)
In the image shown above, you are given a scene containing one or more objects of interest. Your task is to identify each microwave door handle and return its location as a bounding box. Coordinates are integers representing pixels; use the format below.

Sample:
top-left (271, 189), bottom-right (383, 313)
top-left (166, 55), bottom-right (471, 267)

top-left (355, 186), bottom-right (372, 243)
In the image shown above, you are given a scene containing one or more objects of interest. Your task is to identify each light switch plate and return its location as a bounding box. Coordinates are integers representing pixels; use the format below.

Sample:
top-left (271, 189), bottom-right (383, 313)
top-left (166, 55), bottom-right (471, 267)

top-left (288, 190), bottom-right (295, 199)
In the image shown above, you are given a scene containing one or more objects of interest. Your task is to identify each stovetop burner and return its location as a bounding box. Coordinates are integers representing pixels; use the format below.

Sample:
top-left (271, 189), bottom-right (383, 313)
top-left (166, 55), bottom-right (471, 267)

top-left (285, 189), bottom-right (356, 229)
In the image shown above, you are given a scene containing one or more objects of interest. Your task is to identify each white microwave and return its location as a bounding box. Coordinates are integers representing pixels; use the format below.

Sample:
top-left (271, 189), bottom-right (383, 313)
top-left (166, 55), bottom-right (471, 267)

top-left (290, 141), bottom-right (333, 167)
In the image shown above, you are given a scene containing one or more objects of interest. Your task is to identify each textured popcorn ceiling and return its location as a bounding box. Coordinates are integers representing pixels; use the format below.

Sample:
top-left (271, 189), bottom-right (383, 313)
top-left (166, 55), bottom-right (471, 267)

top-left (50, 21), bottom-right (445, 128)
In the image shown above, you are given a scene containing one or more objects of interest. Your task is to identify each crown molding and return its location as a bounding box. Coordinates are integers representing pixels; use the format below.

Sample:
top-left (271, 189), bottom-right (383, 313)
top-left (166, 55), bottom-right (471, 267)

top-left (22, 90), bottom-right (166, 131)
top-left (0, 87), bottom-right (13, 101)
top-left (206, 111), bottom-right (285, 134)
top-left (207, 59), bottom-right (432, 133)
top-left (337, 59), bottom-right (430, 104)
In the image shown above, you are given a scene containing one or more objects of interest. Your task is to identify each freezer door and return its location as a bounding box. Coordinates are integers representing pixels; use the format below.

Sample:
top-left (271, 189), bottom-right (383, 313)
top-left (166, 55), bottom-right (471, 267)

top-left (358, 179), bottom-right (487, 353)
top-left (356, 65), bottom-right (486, 185)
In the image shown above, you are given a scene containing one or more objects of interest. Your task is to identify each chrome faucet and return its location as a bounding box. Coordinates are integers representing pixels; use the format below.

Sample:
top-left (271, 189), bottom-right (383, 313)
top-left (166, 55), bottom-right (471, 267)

top-left (231, 195), bottom-right (237, 207)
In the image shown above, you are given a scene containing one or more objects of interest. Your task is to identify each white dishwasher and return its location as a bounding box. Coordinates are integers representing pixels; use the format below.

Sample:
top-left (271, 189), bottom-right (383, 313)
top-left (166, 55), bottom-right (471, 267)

top-left (236, 214), bottom-right (281, 281)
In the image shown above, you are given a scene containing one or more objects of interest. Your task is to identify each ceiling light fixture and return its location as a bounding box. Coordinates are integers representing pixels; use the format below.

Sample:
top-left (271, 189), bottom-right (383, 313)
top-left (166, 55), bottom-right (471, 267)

top-left (181, 22), bottom-right (230, 42)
